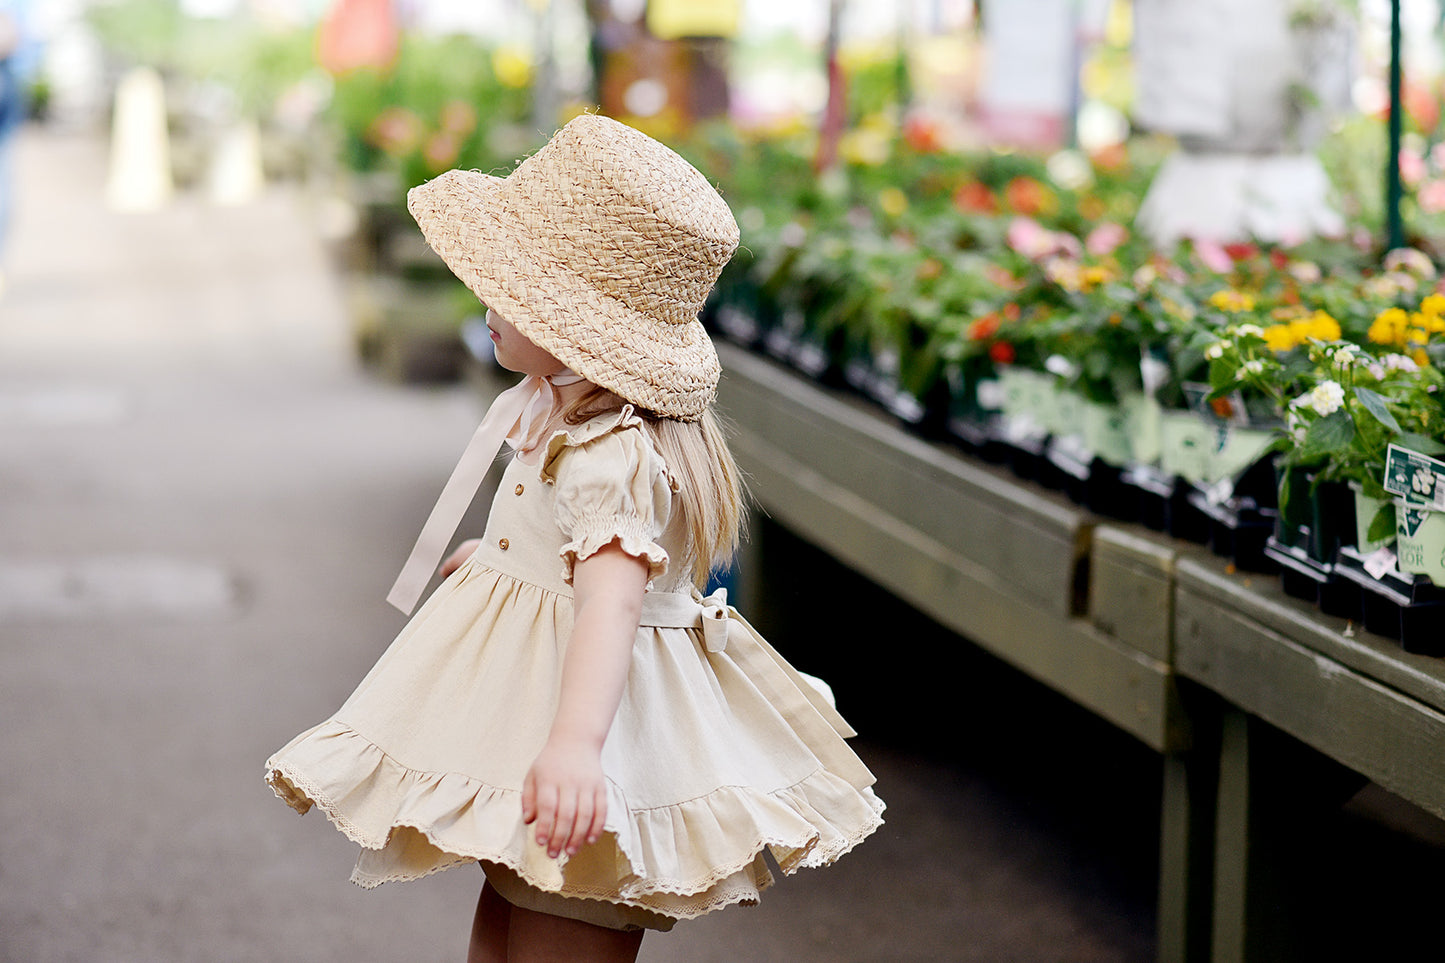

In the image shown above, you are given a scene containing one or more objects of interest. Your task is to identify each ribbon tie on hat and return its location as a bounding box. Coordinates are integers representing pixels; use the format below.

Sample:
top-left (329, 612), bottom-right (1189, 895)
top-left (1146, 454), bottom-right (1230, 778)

top-left (386, 369), bottom-right (585, 614)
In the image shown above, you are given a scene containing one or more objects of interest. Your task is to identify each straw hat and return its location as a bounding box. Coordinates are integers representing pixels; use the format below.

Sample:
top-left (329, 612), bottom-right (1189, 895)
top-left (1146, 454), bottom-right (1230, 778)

top-left (407, 114), bottom-right (740, 421)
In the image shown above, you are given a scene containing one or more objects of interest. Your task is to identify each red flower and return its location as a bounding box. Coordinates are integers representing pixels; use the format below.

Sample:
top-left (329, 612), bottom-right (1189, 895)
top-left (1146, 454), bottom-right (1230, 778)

top-left (1004, 176), bottom-right (1047, 216)
top-left (989, 341), bottom-right (1017, 364)
top-left (903, 113), bottom-right (944, 153)
top-left (1089, 143), bottom-right (1128, 171)
top-left (967, 313), bottom-right (1001, 341)
top-left (953, 181), bottom-right (997, 215)
top-left (1222, 242), bottom-right (1259, 262)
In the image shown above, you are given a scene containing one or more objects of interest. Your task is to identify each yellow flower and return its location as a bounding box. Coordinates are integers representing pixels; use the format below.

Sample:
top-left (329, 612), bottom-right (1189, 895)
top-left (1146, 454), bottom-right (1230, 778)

top-left (1369, 307), bottom-right (1410, 346)
top-left (878, 187), bottom-right (908, 218)
top-left (1421, 293), bottom-right (1445, 318)
top-left (493, 45), bottom-right (534, 89)
top-left (1304, 310), bottom-right (1341, 341)
top-left (1161, 297), bottom-right (1194, 321)
top-left (1080, 265), bottom-right (1112, 291)
top-left (1209, 289), bottom-right (1257, 313)
top-left (840, 127), bottom-right (891, 166)
top-left (1262, 324), bottom-right (1298, 353)
top-left (1413, 347), bottom-right (1431, 366)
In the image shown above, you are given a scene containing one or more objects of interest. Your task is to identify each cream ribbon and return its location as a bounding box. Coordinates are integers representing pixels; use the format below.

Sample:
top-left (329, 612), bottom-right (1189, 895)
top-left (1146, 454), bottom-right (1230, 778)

top-left (636, 585), bottom-right (872, 785)
top-left (386, 369), bottom-right (584, 614)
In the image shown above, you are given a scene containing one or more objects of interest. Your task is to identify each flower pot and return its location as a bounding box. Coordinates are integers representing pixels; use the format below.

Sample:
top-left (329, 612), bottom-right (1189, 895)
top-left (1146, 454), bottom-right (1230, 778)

top-left (1396, 501), bottom-right (1445, 588)
top-left (1265, 534), bottom-right (1336, 604)
top-left (1305, 480), bottom-right (1353, 565)
top-left (1159, 410), bottom-right (1215, 486)
top-left (1121, 393), bottom-right (1162, 467)
top-left (1083, 460), bottom-right (1137, 521)
top-left (1121, 462), bottom-right (1174, 531)
top-left (1351, 484), bottom-right (1394, 555)
top-left (1334, 545), bottom-right (1445, 653)
top-left (1050, 388), bottom-right (1086, 441)
top-left (1082, 402), bottom-right (1133, 468)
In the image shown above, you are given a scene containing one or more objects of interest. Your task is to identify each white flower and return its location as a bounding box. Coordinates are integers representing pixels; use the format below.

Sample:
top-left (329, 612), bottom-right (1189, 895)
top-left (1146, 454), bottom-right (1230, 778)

top-left (1204, 341), bottom-right (1228, 360)
top-left (1242, 359), bottom-right (1266, 375)
top-left (1384, 247), bottom-right (1438, 279)
top-left (1288, 261), bottom-right (1323, 283)
top-left (1305, 380), bottom-right (1346, 416)
top-left (780, 222), bottom-right (807, 247)
top-left (1044, 354), bottom-right (1079, 379)
top-left (1231, 324), bottom-right (1265, 338)
top-left (1385, 353), bottom-right (1421, 373)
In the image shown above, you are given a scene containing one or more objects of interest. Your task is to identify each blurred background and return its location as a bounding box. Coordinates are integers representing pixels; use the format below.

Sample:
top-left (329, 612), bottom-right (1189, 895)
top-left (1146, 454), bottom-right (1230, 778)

top-left (5, 0), bottom-right (1439, 374)
top-left (8, 3), bottom-right (1445, 963)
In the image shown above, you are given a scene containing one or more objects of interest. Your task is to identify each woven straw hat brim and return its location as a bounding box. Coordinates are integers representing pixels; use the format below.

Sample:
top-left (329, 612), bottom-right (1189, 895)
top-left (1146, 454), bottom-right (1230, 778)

top-left (409, 169), bottom-right (721, 421)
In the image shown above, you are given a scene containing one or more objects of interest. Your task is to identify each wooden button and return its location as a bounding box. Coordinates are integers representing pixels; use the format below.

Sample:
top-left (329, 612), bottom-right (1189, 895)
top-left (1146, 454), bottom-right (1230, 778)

top-left (514, 484), bottom-right (525, 495)
top-left (498, 538), bottom-right (510, 551)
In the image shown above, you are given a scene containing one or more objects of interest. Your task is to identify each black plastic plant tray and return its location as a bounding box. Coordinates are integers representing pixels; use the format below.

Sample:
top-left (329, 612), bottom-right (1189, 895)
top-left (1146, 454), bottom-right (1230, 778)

top-left (1121, 464), bottom-right (1174, 531)
top-left (1334, 547), bottom-right (1445, 652)
top-left (1265, 536), bottom-right (1332, 603)
top-left (1188, 488), bottom-right (1277, 573)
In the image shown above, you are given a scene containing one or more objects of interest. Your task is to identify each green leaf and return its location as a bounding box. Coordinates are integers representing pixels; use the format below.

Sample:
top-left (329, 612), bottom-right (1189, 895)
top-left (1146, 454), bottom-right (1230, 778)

top-left (1397, 432), bottom-right (1445, 456)
top-left (1367, 503), bottom-right (1397, 544)
top-left (1352, 386), bottom-right (1402, 434)
top-left (1300, 409), bottom-right (1355, 456)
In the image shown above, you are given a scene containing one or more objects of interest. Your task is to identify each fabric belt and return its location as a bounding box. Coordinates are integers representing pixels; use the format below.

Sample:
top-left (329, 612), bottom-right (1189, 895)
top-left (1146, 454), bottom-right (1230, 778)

top-left (637, 587), bottom-right (872, 789)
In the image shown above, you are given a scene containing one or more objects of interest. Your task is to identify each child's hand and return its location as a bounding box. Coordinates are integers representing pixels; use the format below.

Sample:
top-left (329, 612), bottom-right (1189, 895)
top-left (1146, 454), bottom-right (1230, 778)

top-left (438, 539), bottom-right (481, 578)
top-left (522, 736), bottom-right (608, 859)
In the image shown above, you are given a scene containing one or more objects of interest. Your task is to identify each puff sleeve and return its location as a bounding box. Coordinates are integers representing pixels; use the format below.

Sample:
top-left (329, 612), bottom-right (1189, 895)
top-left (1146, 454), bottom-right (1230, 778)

top-left (541, 413), bottom-right (672, 586)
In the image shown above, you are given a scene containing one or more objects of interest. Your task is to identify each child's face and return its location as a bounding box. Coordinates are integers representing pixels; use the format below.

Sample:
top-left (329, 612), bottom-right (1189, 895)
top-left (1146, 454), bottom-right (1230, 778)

top-left (485, 308), bottom-right (567, 377)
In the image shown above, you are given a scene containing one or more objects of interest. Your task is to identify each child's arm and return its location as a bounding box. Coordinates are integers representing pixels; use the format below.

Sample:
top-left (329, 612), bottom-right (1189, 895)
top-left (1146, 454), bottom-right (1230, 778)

top-left (523, 541), bottom-right (649, 858)
top-left (438, 539), bottom-right (481, 578)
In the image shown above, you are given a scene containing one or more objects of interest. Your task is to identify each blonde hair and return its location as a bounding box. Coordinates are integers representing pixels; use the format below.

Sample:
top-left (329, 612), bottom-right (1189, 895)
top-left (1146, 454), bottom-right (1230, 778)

top-left (560, 386), bottom-right (747, 588)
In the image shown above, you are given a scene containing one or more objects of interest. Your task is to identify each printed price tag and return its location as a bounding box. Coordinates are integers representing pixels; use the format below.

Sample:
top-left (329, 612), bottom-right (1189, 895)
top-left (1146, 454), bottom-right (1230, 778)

top-left (1363, 546), bottom-right (1399, 580)
top-left (1383, 444), bottom-right (1445, 511)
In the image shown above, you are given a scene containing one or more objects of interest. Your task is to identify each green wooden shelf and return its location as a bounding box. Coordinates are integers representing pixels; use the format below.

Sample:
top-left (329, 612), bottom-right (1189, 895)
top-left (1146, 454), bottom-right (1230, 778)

top-left (712, 343), bottom-right (1445, 963)
top-left (1175, 553), bottom-right (1445, 821)
top-left (716, 344), bottom-right (1185, 753)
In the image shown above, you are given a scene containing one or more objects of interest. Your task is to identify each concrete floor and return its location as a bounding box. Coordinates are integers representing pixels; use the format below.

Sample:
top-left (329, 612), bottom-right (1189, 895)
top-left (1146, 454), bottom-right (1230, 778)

top-left (0, 125), bottom-right (1164, 963)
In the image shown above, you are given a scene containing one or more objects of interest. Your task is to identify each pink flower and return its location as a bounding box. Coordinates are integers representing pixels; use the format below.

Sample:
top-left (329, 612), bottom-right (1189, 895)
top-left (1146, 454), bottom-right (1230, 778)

top-left (1420, 178), bottom-right (1445, 214)
top-left (1192, 238), bottom-right (1233, 274)
top-left (1006, 216), bottom-right (1081, 262)
top-left (1085, 221), bottom-right (1128, 257)
top-left (1401, 147), bottom-right (1428, 187)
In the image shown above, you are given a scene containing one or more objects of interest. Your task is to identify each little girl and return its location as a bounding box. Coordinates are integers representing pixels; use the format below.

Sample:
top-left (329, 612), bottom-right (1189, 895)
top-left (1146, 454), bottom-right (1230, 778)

top-left (265, 114), bottom-right (884, 962)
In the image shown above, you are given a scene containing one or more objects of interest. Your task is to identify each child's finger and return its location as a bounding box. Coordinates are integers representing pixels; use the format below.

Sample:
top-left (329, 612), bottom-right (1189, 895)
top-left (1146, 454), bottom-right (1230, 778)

top-left (548, 792), bottom-right (577, 857)
top-left (584, 786), bottom-right (607, 845)
top-left (532, 784), bottom-right (558, 845)
top-left (521, 771), bottom-right (537, 824)
top-left (564, 793), bottom-right (594, 856)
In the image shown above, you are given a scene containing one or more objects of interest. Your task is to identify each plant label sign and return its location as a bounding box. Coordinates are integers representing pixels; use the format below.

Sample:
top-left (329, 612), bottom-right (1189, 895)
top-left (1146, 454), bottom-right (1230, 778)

top-left (1383, 444), bottom-right (1445, 511)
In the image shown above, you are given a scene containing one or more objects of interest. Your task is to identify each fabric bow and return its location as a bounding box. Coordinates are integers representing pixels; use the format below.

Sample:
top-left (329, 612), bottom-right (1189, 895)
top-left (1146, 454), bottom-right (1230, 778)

top-left (696, 587), bottom-right (733, 653)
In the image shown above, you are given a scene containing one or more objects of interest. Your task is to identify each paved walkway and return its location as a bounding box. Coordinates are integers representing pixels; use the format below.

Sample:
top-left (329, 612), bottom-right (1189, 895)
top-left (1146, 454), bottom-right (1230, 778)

top-left (0, 125), bottom-right (1157, 962)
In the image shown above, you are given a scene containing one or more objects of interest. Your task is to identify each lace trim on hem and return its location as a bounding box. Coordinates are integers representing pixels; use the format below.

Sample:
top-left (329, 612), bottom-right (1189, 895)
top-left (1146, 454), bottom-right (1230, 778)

top-left (265, 723), bottom-right (885, 909)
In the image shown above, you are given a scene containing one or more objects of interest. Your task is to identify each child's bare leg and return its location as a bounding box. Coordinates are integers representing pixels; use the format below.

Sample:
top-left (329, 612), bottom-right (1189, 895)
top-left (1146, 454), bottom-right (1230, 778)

top-left (507, 904), bottom-right (644, 963)
top-left (467, 881), bottom-right (512, 963)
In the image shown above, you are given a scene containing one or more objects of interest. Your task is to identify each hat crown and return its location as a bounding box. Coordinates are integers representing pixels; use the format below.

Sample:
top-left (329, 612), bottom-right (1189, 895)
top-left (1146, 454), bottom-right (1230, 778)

top-left (407, 115), bottom-right (734, 419)
top-left (501, 115), bottom-right (740, 324)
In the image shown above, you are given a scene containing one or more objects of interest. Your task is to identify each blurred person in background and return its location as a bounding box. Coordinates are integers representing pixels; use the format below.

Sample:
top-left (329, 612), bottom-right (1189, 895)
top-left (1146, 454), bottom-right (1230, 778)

top-left (0, 0), bottom-right (36, 297)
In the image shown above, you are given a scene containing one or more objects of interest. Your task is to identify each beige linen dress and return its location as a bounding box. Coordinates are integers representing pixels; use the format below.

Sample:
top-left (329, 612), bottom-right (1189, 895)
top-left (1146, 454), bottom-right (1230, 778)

top-left (265, 406), bottom-right (884, 928)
